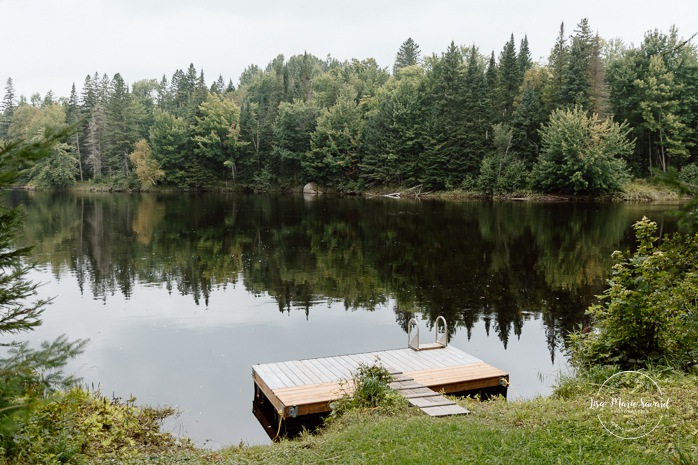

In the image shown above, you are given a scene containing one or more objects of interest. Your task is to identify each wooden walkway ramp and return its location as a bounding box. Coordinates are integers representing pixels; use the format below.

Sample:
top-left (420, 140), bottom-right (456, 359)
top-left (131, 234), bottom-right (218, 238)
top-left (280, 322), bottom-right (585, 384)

top-left (389, 370), bottom-right (470, 416)
top-left (252, 344), bottom-right (508, 420)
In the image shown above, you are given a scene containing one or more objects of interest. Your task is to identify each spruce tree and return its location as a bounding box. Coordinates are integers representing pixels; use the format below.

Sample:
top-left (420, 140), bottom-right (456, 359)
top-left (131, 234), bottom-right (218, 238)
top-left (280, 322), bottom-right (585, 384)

top-left (545, 22), bottom-right (568, 112)
top-left (1, 78), bottom-right (17, 139)
top-left (105, 73), bottom-right (137, 178)
top-left (496, 34), bottom-right (521, 122)
top-left (518, 36), bottom-right (533, 77)
top-left (66, 83), bottom-right (83, 181)
top-left (0, 131), bottom-right (86, 456)
top-left (588, 33), bottom-right (610, 117)
top-left (562, 18), bottom-right (594, 110)
top-left (393, 38), bottom-right (421, 76)
top-left (421, 42), bottom-right (468, 189)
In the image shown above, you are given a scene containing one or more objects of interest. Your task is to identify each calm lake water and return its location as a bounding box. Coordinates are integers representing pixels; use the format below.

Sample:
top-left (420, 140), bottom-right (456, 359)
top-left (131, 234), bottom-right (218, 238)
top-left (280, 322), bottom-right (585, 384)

top-left (7, 191), bottom-right (678, 447)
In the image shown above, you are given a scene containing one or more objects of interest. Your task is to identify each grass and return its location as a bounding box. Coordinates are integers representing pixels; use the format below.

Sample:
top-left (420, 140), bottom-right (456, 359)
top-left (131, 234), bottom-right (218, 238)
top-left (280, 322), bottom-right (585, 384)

top-left (616, 179), bottom-right (683, 202)
top-left (4, 368), bottom-right (695, 464)
top-left (96, 368), bottom-right (695, 465)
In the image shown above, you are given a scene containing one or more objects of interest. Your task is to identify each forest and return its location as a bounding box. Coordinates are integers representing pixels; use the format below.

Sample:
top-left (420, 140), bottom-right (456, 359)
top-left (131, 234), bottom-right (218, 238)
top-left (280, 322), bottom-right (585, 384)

top-left (1, 19), bottom-right (697, 194)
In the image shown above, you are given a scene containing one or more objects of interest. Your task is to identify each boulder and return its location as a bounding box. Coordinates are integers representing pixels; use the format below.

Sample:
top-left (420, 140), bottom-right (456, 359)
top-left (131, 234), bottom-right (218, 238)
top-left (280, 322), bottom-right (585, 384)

top-left (303, 182), bottom-right (322, 194)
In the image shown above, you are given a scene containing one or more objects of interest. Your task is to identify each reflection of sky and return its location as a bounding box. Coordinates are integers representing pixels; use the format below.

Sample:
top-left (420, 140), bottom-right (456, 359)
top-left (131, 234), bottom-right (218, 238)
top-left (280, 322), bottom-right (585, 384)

top-left (23, 266), bottom-right (566, 448)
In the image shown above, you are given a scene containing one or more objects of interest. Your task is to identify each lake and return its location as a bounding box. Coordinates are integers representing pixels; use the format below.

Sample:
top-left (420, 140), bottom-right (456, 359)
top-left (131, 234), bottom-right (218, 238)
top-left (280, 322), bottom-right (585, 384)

top-left (6, 191), bottom-right (678, 447)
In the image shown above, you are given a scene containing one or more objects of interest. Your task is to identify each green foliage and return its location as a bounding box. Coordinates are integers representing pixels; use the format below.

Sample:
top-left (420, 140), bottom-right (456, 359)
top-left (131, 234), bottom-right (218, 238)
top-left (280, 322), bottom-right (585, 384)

top-left (654, 166), bottom-right (698, 231)
top-left (568, 217), bottom-right (698, 370)
top-left (304, 85), bottom-right (362, 188)
top-left (476, 123), bottom-right (529, 194)
top-left (4, 25), bottom-right (698, 193)
top-left (0, 132), bottom-right (86, 461)
top-left (393, 38), bottom-right (421, 76)
top-left (679, 163), bottom-right (698, 185)
top-left (531, 106), bottom-right (632, 195)
top-left (218, 369), bottom-right (697, 464)
top-left (7, 387), bottom-right (189, 464)
top-left (329, 362), bottom-right (407, 419)
top-left (607, 27), bottom-right (698, 175)
top-left (148, 109), bottom-right (190, 187)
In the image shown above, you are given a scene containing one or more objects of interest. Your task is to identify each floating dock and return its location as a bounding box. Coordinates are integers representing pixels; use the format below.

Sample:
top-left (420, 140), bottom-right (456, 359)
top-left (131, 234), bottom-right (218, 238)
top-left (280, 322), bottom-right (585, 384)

top-left (251, 318), bottom-right (509, 438)
top-left (252, 345), bottom-right (508, 419)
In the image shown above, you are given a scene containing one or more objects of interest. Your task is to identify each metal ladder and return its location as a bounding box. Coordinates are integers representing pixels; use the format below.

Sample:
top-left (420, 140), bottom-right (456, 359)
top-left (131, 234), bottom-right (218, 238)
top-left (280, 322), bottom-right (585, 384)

top-left (408, 316), bottom-right (448, 351)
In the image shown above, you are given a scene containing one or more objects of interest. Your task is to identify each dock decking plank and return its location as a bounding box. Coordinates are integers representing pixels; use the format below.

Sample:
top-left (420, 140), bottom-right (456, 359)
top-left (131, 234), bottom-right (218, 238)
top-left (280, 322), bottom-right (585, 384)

top-left (285, 361), bottom-right (324, 386)
top-left (304, 358), bottom-right (342, 384)
top-left (252, 363), bottom-right (291, 389)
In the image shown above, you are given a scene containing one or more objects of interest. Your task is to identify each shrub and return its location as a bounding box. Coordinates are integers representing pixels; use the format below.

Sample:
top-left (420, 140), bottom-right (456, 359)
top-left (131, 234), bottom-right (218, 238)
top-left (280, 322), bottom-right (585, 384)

top-left (8, 387), bottom-right (189, 464)
top-left (679, 163), bottom-right (698, 185)
top-left (329, 361), bottom-right (407, 419)
top-left (531, 106), bottom-right (632, 195)
top-left (568, 217), bottom-right (698, 370)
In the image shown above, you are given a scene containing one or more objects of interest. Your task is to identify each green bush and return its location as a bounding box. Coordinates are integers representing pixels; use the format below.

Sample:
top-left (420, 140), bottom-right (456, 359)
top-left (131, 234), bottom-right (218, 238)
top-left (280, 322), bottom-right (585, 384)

top-left (7, 387), bottom-right (189, 464)
top-left (476, 123), bottom-right (529, 195)
top-left (477, 154), bottom-right (528, 195)
top-left (568, 217), bottom-right (698, 370)
top-left (679, 163), bottom-right (698, 185)
top-left (330, 361), bottom-right (407, 419)
top-left (531, 106), bottom-right (632, 195)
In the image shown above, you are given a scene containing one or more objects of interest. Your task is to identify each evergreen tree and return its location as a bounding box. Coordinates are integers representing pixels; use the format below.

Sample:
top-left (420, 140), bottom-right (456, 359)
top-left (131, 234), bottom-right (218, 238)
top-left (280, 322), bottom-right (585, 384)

top-left (484, 51), bottom-right (499, 125)
top-left (461, 47), bottom-right (490, 169)
top-left (0, 131), bottom-right (85, 455)
top-left (511, 72), bottom-right (546, 166)
top-left (1, 78), bottom-right (17, 140)
top-left (157, 75), bottom-right (174, 113)
top-left (588, 33), bottom-right (610, 117)
top-left (562, 18), bottom-right (594, 110)
top-left (496, 34), bottom-right (521, 122)
top-left (544, 22), bottom-right (568, 112)
top-left (393, 38), bottom-right (421, 76)
top-left (65, 83), bottom-right (83, 181)
top-left (421, 42), bottom-right (469, 189)
top-left (518, 36), bottom-right (533, 77)
top-left (104, 74), bottom-right (138, 178)
top-left (272, 99), bottom-right (320, 185)
top-left (84, 103), bottom-right (106, 178)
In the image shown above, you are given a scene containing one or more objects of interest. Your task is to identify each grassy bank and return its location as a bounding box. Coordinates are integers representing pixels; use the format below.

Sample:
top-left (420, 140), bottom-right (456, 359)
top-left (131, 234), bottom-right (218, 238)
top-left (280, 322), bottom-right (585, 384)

top-left (13, 368), bottom-right (693, 465)
top-left (193, 368), bottom-right (697, 465)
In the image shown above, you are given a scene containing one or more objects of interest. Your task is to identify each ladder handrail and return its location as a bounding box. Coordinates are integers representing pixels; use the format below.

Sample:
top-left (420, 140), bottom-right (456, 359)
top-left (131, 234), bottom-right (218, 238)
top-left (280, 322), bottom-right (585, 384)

top-left (435, 315), bottom-right (448, 347)
top-left (408, 318), bottom-right (420, 350)
top-left (408, 316), bottom-right (448, 350)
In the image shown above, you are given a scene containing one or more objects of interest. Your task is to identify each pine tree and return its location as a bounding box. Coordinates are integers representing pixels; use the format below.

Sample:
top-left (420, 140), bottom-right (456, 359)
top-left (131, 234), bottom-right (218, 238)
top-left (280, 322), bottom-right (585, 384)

top-left (496, 34), bottom-right (521, 122)
top-left (393, 38), bottom-right (421, 76)
top-left (485, 51), bottom-right (499, 125)
top-left (421, 42), bottom-right (468, 189)
top-left (0, 131), bottom-right (86, 454)
top-left (105, 73), bottom-right (137, 178)
top-left (518, 36), bottom-right (533, 77)
top-left (588, 33), bottom-right (610, 117)
top-left (66, 83), bottom-right (83, 181)
top-left (545, 22), bottom-right (568, 111)
top-left (0, 78), bottom-right (16, 139)
top-left (562, 18), bottom-right (594, 110)
top-left (462, 47), bottom-right (490, 169)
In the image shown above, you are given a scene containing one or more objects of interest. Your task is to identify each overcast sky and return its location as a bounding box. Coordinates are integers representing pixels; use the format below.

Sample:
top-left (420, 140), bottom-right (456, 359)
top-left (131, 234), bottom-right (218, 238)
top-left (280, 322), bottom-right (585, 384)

top-left (1, 0), bottom-right (697, 99)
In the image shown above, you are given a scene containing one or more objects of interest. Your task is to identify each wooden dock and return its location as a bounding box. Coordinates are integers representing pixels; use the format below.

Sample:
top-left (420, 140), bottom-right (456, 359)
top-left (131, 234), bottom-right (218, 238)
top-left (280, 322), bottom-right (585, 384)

top-left (252, 344), bottom-right (508, 420)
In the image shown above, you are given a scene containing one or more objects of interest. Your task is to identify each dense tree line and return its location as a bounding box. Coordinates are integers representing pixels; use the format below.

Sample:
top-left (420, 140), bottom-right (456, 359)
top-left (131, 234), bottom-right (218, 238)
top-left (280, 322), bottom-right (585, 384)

top-left (1, 20), bottom-right (697, 193)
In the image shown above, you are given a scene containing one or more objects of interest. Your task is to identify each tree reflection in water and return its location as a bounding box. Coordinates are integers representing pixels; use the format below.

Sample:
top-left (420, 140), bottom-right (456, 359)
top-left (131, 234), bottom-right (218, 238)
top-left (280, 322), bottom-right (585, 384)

top-left (9, 191), bottom-right (677, 361)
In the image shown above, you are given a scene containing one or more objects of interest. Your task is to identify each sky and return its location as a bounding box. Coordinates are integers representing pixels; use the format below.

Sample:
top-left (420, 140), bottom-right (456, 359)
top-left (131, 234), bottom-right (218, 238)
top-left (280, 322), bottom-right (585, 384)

top-left (1, 0), bottom-right (697, 99)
